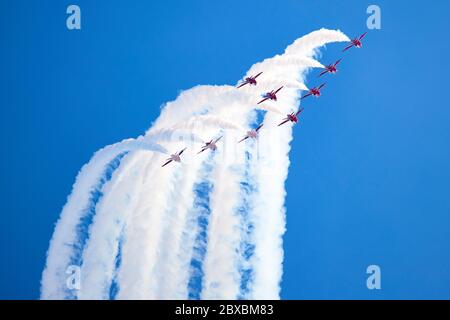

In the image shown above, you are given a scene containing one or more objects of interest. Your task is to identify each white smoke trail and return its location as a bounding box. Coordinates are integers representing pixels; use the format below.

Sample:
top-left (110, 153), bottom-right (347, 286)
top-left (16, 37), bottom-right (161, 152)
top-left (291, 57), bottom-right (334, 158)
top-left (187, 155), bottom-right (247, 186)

top-left (115, 154), bottom-right (191, 299)
top-left (40, 137), bottom-right (165, 299)
top-left (247, 29), bottom-right (350, 299)
top-left (200, 29), bottom-right (350, 299)
top-left (176, 115), bottom-right (245, 132)
top-left (77, 151), bottom-right (149, 299)
top-left (257, 104), bottom-right (284, 115)
top-left (41, 28), bottom-right (349, 300)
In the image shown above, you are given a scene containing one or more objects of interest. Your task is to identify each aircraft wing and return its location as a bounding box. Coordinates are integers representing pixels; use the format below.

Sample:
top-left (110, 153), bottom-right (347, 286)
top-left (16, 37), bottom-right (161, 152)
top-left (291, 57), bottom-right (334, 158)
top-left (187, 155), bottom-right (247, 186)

top-left (342, 44), bottom-right (354, 52)
top-left (254, 72), bottom-right (263, 79)
top-left (162, 159), bottom-right (173, 167)
top-left (238, 136), bottom-right (249, 143)
top-left (255, 124), bottom-right (263, 132)
top-left (334, 58), bottom-right (342, 66)
top-left (318, 69), bottom-right (329, 77)
top-left (274, 86), bottom-right (284, 94)
top-left (317, 83), bottom-right (326, 90)
top-left (359, 32), bottom-right (368, 40)
top-left (296, 108), bottom-right (304, 116)
top-left (237, 82), bottom-right (248, 88)
top-left (300, 92), bottom-right (312, 100)
top-left (257, 97), bottom-right (269, 104)
top-left (214, 136), bottom-right (223, 143)
top-left (277, 119), bottom-right (290, 127)
top-left (178, 148), bottom-right (187, 155)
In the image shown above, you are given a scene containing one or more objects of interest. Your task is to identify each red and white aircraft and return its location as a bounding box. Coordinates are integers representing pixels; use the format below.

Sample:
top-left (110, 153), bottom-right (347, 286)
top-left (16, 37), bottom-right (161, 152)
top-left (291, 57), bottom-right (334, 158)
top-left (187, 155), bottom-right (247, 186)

top-left (237, 72), bottom-right (263, 88)
top-left (343, 32), bottom-right (367, 52)
top-left (162, 148), bottom-right (187, 167)
top-left (198, 136), bottom-right (222, 154)
top-left (278, 108), bottom-right (304, 127)
top-left (238, 124), bottom-right (263, 143)
top-left (300, 83), bottom-right (326, 100)
top-left (257, 86), bottom-right (283, 104)
top-left (318, 59), bottom-right (342, 77)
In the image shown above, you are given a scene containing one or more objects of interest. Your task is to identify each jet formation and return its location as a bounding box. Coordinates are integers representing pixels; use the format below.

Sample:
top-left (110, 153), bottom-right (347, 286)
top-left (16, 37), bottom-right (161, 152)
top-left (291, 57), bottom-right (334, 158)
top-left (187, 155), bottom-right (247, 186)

top-left (318, 59), bottom-right (342, 77)
top-left (257, 86), bottom-right (284, 104)
top-left (343, 32), bottom-right (367, 52)
top-left (198, 137), bottom-right (223, 154)
top-left (162, 32), bottom-right (367, 167)
top-left (238, 124), bottom-right (263, 143)
top-left (237, 72), bottom-right (263, 88)
top-left (161, 148), bottom-right (187, 167)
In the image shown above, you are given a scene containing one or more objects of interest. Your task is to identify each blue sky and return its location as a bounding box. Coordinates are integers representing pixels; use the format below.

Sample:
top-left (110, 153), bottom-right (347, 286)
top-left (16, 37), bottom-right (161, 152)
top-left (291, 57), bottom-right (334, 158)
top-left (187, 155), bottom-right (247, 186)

top-left (1, 0), bottom-right (449, 299)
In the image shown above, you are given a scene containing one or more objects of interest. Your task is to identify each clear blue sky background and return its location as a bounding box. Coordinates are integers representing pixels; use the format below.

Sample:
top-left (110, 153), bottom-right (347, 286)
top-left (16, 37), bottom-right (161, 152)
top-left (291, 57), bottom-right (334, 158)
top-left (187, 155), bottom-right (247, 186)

top-left (1, 0), bottom-right (449, 299)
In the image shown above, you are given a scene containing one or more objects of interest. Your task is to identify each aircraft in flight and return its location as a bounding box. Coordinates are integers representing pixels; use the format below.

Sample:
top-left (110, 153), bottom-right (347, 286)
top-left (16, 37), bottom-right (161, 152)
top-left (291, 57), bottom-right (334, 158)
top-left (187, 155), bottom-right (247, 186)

top-left (278, 108), bottom-right (304, 127)
top-left (238, 124), bottom-right (263, 143)
top-left (162, 148), bottom-right (187, 167)
top-left (257, 86), bottom-right (284, 104)
top-left (198, 136), bottom-right (223, 154)
top-left (237, 72), bottom-right (263, 88)
top-left (318, 59), bottom-right (342, 77)
top-left (343, 32), bottom-right (368, 52)
top-left (300, 83), bottom-right (326, 100)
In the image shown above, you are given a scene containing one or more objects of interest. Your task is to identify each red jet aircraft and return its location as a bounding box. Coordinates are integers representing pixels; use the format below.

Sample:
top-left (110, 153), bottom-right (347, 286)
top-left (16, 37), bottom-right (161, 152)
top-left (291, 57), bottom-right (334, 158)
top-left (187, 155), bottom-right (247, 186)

top-left (343, 32), bottom-right (367, 52)
top-left (162, 148), bottom-right (187, 167)
top-left (300, 83), bottom-right (326, 100)
top-left (237, 72), bottom-right (263, 88)
top-left (278, 108), bottom-right (304, 127)
top-left (318, 59), bottom-right (342, 77)
top-left (198, 136), bottom-right (222, 154)
top-left (257, 86), bottom-right (283, 104)
top-left (238, 124), bottom-right (263, 143)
